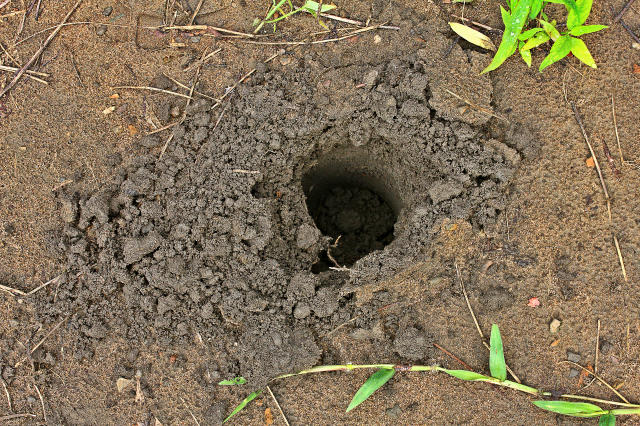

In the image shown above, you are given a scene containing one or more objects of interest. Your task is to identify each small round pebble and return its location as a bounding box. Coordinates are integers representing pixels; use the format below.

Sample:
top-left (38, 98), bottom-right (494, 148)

top-left (96, 25), bottom-right (107, 36)
top-left (102, 6), bottom-right (113, 16)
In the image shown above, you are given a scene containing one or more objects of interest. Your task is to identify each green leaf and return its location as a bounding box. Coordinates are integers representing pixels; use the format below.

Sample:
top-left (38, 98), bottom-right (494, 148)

top-left (346, 368), bottom-right (395, 412)
top-left (532, 400), bottom-right (604, 417)
top-left (449, 22), bottom-right (496, 50)
top-left (599, 413), bottom-right (616, 426)
top-left (482, 0), bottom-right (533, 73)
top-left (568, 0), bottom-right (593, 29)
top-left (489, 324), bottom-right (507, 381)
top-left (570, 37), bottom-right (596, 68)
top-left (519, 41), bottom-right (532, 66)
top-left (519, 27), bottom-right (544, 41)
top-left (442, 369), bottom-right (493, 381)
top-left (540, 19), bottom-right (560, 40)
top-left (569, 24), bottom-right (608, 36)
top-left (218, 377), bottom-right (247, 386)
top-left (500, 5), bottom-right (511, 26)
top-left (522, 31), bottom-right (550, 50)
top-left (300, 0), bottom-right (337, 14)
top-left (530, 0), bottom-right (543, 18)
top-left (223, 390), bottom-right (263, 423)
top-left (539, 35), bottom-right (573, 71)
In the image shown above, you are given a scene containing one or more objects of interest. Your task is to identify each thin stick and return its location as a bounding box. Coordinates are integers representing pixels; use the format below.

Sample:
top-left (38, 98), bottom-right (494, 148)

top-left (570, 103), bottom-right (610, 213)
top-left (0, 284), bottom-right (26, 296)
top-left (613, 235), bottom-right (628, 282)
top-left (240, 24), bottom-right (388, 46)
top-left (595, 319), bottom-right (601, 374)
top-left (433, 343), bottom-right (474, 370)
top-left (613, 0), bottom-right (636, 22)
top-left (0, 10), bottom-right (25, 19)
top-left (0, 65), bottom-right (49, 78)
top-left (451, 14), bottom-right (500, 32)
top-left (27, 275), bottom-right (61, 295)
top-left (0, 67), bottom-right (49, 84)
top-left (0, 0), bottom-right (10, 10)
top-left (445, 88), bottom-right (509, 122)
top-left (0, 0), bottom-right (82, 99)
top-left (33, 383), bottom-right (46, 424)
top-left (319, 12), bottom-right (399, 30)
top-left (162, 24), bottom-right (255, 38)
top-left (611, 94), bottom-right (624, 163)
top-left (455, 263), bottom-right (522, 383)
top-left (147, 121), bottom-right (179, 135)
top-left (183, 47), bottom-right (222, 73)
top-left (15, 316), bottom-right (70, 367)
top-left (266, 386), bottom-right (290, 426)
top-left (620, 19), bottom-right (640, 44)
top-left (180, 397), bottom-right (201, 426)
top-left (188, 0), bottom-right (204, 25)
top-left (164, 74), bottom-right (219, 101)
top-left (0, 414), bottom-right (37, 420)
top-left (563, 361), bottom-right (630, 403)
top-left (1, 378), bottom-right (12, 412)
top-left (67, 47), bottom-right (85, 89)
top-left (112, 86), bottom-right (194, 100)
top-left (159, 134), bottom-right (174, 160)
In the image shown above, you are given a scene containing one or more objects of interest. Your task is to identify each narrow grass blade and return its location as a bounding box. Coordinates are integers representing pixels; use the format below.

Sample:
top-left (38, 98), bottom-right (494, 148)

top-left (522, 32), bottom-right (550, 51)
top-left (532, 400), bottom-right (604, 417)
top-left (442, 369), bottom-right (493, 381)
top-left (346, 368), bottom-right (395, 412)
top-left (519, 41), bottom-right (532, 66)
top-left (218, 377), bottom-right (247, 386)
top-left (449, 22), bottom-right (496, 50)
top-left (599, 413), bottom-right (616, 425)
top-left (224, 390), bottom-right (263, 423)
top-left (489, 324), bottom-right (507, 381)
top-left (301, 0), bottom-right (336, 13)
top-left (518, 27), bottom-right (543, 41)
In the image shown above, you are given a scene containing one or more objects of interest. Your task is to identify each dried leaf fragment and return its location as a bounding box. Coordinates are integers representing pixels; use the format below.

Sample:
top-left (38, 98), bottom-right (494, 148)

top-left (449, 22), bottom-right (496, 51)
top-left (116, 377), bottom-right (133, 393)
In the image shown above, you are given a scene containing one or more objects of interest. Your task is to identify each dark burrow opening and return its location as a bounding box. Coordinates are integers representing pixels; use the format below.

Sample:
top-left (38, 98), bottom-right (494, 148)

top-left (302, 150), bottom-right (400, 273)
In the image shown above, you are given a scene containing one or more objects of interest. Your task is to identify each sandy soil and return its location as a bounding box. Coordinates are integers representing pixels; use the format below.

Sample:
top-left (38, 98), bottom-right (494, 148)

top-left (1, 0), bottom-right (639, 425)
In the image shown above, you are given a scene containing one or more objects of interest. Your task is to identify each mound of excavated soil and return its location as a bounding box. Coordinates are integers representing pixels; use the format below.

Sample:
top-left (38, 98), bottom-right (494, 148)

top-left (38, 17), bottom-right (538, 387)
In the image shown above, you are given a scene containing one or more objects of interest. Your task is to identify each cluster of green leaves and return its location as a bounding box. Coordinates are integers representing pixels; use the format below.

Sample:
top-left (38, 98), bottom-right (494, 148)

top-left (219, 325), bottom-right (635, 424)
top-left (483, 0), bottom-right (607, 73)
top-left (253, 0), bottom-right (337, 33)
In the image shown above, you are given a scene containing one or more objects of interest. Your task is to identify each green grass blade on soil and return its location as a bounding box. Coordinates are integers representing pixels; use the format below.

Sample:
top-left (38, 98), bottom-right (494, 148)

top-left (346, 368), bottom-right (395, 412)
top-left (599, 413), bottom-right (616, 425)
top-left (489, 324), bottom-right (507, 381)
top-left (532, 400), bottom-right (604, 417)
top-left (218, 377), bottom-right (247, 386)
top-left (567, 0), bottom-right (593, 29)
top-left (568, 24), bottom-right (608, 36)
top-left (539, 34), bottom-right (573, 71)
top-left (442, 369), bottom-right (494, 382)
top-left (224, 390), bottom-right (263, 423)
top-left (570, 37), bottom-right (596, 68)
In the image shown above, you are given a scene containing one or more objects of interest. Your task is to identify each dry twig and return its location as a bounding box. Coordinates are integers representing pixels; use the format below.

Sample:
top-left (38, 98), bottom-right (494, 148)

top-left (0, 0), bottom-right (82, 99)
top-left (112, 85), bottom-right (194, 100)
top-left (266, 386), bottom-right (290, 426)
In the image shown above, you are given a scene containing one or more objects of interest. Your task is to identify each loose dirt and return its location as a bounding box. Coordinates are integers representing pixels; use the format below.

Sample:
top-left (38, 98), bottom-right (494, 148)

top-left (1, 0), bottom-right (639, 425)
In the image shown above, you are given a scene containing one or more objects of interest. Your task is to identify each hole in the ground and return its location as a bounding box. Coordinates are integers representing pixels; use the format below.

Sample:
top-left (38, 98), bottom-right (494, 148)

top-left (302, 149), bottom-right (401, 272)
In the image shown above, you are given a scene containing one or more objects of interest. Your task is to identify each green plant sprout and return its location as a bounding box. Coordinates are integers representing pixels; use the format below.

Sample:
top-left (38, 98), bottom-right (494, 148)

top-left (253, 0), bottom-right (337, 34)
top-left (482, 0), bottom-right (607, 72)
top-left (220, 324), bottom-right (639, 424)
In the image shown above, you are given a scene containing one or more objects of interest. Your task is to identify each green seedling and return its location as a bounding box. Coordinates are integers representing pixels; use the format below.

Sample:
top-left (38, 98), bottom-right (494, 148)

top-left (479, 0), bottom-right (607, 72)
top-left (253, 0), bottom-right (337, 33)
top-left (220, 324), bottom-right (640, 423)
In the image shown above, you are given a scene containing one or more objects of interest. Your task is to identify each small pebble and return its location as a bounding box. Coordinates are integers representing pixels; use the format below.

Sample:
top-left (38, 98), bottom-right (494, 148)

top-left (374, 34), bottom-right (382, 44)
top-left (96, 25), bottom-right (107, 36)
top-left (567, 351), bottom-right (581, 363)
top-left (27, 396), bottom-right (37, 404)
top-left (102, 6), bottom-right (113, 16)
top-left (549, 318), bottom-right (561, 333)
top-left (568, 368), bottom-right (580, 378)
top-left (170, 106), bottom-right (181, 118)
top-left (386, 405), bottom-right (402, 418)
top-left (190, 36), bottom-right (201, 43)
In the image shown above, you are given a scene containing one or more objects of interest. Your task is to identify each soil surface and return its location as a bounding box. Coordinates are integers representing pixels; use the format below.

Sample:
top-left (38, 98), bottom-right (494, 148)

top-left (1, 0), bottom-right (640, 425)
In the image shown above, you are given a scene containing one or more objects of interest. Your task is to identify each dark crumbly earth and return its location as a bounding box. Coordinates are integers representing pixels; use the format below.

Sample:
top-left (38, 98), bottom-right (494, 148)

top-left (1, 0), bottom-right (640, 425)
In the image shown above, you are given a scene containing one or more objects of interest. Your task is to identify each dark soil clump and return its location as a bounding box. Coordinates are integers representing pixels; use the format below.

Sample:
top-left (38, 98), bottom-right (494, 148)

top-left (38, 19), bottom-right (537, 387)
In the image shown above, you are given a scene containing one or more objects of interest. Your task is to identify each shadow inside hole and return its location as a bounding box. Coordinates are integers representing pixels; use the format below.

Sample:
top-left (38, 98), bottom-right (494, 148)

top-left (302, 149), bottom-right (400, 272)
